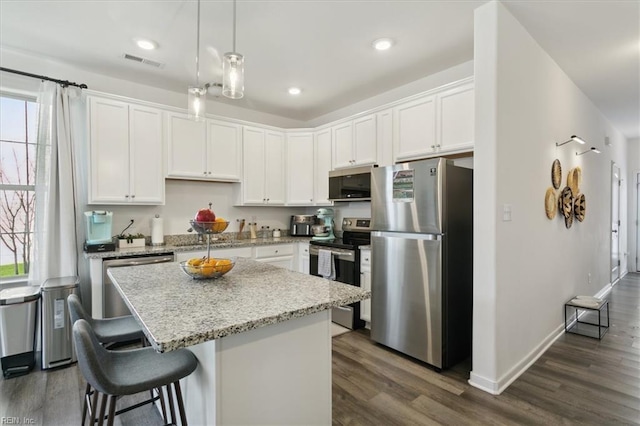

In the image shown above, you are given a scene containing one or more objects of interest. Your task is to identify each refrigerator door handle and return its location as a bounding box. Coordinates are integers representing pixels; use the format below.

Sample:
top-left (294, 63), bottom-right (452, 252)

top-left (371, 231), bottom-right (442, 241)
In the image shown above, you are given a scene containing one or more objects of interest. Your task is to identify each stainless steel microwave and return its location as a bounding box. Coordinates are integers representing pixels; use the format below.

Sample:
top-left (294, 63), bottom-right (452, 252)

top-left (328, 166), bottom-right (374, 201)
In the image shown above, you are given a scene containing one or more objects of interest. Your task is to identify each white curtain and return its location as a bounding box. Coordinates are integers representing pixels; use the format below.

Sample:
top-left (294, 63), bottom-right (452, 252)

top-left (29, 81), bottom-right (84, 286)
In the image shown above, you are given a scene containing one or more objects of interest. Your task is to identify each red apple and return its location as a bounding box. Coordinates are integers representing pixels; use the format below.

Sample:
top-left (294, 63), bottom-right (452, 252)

top-left (195, 208), bottom-right (216, 223)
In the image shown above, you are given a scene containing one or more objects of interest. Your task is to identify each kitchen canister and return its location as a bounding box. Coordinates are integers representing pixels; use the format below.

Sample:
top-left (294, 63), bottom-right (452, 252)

top-left (151, 214), bottom-right (164, 245)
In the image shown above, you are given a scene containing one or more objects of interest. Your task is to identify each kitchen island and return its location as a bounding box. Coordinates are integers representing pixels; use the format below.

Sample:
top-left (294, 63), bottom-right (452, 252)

top-left (107, 257), bottom-right (369, 425)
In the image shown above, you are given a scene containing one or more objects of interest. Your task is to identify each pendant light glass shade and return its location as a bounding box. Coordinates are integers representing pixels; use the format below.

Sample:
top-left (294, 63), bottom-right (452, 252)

top-left (188, 86), bottom-right (207, 121)
top-left (222, 52), bottom-right (244, 99)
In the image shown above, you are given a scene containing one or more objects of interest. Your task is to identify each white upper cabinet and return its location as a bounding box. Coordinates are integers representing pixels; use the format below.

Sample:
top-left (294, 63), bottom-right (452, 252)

top-left (265, 130), bottom-right (286, 204)
top-left (353, 114), bottom-right (377, 166)
top-left (393, 79), bottom-right (474, 162)
top-left (393, 95), bottom-right (437, 162)
top-left (437, 82), bottom-right (475, 152)
top-left (240, 126), bottom-right (285, 205)
top-left (286, 132), bottom-right (314, 205)
top-left (207, 120), bottom-right (242, 181)
top-left (314, 129), bottom-right (333, 205)
top-left (376, 108), bottom-right (394, 167)
top-left (166, 112), bottom-right (207, 179)
top-left (129, 104), bottom-right (165, 203)
top-left (332, 122), bottom-right (353, 169)
top-left (332, 113), bottom-right (378, 169)
top-left (166, 113), bottom-right (241, 181)
top-left (88, 96), bottom-right (164, 205)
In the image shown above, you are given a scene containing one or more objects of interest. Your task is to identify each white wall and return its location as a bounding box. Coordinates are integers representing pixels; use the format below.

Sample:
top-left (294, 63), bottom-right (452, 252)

top-left (307, 60), bottom-right (474, 128)
top-left (0, 47), bottom-right (306, 129)
top-left (471, 0), bottom-right (629, 394)
top-left (90, 180), bottom-right (308, 238)
top-left (628, 138), bottom-right (640, 272)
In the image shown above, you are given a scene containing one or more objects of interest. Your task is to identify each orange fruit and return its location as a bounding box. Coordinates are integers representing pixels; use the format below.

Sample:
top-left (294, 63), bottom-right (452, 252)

top-left (213, 218), bottom-right (227, 233)
top-left (215, 258), bottom-right (233, 274)
top-left (186, 257), bottom-right (203, 273)
top-left (200, 258), bottom-right (217, 276)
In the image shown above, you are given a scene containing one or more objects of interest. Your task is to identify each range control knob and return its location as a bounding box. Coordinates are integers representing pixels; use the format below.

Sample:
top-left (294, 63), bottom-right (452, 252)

top-left (344, 220), bottom-right (352, 226)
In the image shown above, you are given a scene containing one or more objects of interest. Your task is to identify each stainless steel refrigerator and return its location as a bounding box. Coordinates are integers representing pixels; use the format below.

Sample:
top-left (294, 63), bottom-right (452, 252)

top-left (370, 158), bottom-right (472, 370)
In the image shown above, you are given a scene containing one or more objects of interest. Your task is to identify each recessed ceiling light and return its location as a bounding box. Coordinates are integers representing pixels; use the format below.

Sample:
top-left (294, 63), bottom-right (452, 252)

top-left (373, 38), bottom-right (393, 51)
top-left (136, 39), bottom-right (158, 50)
top-left (288, 87), bottom-right (301, 95)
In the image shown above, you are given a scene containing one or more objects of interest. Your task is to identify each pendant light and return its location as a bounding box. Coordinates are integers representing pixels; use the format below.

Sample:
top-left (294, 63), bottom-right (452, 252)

top-left (188, 0), bottom-right (206, 120)
top-left (222, 0), bottom-right (244, 99)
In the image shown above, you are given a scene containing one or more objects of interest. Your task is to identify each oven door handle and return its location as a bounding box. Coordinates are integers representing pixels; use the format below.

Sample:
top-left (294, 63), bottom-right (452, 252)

top-left (309, 247), bottom-right (355, 262)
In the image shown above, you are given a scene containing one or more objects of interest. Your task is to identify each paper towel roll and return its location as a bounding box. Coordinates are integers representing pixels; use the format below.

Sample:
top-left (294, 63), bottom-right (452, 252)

top-left (151, 216), bottom-right (164, 245)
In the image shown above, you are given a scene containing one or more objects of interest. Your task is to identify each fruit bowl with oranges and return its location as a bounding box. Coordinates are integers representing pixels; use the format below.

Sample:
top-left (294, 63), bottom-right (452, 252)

top-left (179, 257), bottom-right (236, 279)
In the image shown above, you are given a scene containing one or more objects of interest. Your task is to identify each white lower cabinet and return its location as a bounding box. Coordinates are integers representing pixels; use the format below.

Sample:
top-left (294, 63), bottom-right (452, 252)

top-left (175, 247), bottom-right (253, 262)
top-left (360, 248), bottom-right (371, 324)
top-left (298, 243), bottom-right (310, 274)
top-left (254, 244), bottom-right (294, 271)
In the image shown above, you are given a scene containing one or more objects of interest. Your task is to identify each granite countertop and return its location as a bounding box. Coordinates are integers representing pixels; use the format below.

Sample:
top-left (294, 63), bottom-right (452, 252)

top-left (107, 258), bottom-right (370, 353)
top-left (85, 236), bottom-right (311, 259)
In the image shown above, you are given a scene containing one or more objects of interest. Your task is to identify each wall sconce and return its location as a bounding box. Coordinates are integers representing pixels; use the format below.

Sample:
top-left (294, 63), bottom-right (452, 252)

top-left (556, 135), bottom-right (586, 147)
top-left (576, 147), bottom-right (601, 156)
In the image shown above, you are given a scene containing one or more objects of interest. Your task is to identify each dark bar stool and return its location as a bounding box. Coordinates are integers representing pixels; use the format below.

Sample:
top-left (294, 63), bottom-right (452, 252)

top-left (68, 294), bottom-right (152, 424)
top-left (73, 319), bottom-right (198, 426)
top-left (67, 294), bottom-right (144, 345)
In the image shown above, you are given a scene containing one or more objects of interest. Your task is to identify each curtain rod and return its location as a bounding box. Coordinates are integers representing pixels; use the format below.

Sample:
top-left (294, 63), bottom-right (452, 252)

top-left (0, 67), bottom-right (88, 89)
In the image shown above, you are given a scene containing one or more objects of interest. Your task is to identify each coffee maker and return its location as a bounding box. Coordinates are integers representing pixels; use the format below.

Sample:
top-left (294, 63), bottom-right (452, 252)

top-left (312, 208), bottom-right (335, 241)
top-left (83, 211), bottom-right (115, 252)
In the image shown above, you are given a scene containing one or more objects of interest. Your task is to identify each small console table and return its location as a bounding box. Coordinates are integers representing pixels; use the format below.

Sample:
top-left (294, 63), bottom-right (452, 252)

top-left (564, 297), bottom-right (609, 340)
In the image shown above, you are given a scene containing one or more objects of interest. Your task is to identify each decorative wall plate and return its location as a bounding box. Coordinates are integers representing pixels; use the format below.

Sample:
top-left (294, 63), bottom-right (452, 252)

top-left (545, 187), bottom-right (557, 219)
top-left (574, 193), bottom-right (586, 222)
top-left (565, 209), bottom-right (574, 228)
top-left (551, 159), bottom-right (562, 189)
top-left (567, 167), bottom-right (581, 196)
top-left (560, 186), bottom-right (573, 219)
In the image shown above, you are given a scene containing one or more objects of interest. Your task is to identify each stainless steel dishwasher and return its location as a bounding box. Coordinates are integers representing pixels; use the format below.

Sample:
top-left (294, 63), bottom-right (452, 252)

top-left (103, 253), bottom-right (175, 318)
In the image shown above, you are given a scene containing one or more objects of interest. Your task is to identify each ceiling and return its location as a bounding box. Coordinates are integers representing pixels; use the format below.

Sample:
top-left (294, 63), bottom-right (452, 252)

top-left (1, 1), bottom-right (638, 138)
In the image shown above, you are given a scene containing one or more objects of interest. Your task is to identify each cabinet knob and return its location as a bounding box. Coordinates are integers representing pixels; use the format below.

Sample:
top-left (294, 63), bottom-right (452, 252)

top-left (365, 258), bottom-right (369, 261)
top-left (275, 250), bottom-right (279, 253)
top-left (204, 171), bottom-right (207, 175)
top-left (267, 198), bottom-right (270, 202)
top-left (431, 145), bottom-right (436, 149)
top-left (310, 198), bottom-right (313, 202)
top-left (208, 171), bottom-right (212, 175)
top-left (131, 195), bottom-right (135, 199)
top-left (125, 195), bottom-right (129, 198)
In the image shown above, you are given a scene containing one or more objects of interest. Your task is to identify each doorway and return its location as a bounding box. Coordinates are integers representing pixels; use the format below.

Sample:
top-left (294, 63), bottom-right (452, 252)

top-left (611, 163), bottom-right (620, 284)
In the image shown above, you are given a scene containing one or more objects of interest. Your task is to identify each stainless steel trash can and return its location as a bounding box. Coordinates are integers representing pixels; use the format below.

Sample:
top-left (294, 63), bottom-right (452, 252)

top-left (0, 286), bottom-right (40, 378)
top-left (41, 276), bottom-right (79, 369)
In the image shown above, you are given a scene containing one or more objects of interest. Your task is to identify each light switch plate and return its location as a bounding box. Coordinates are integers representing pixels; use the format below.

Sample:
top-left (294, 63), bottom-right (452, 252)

top-left (502, 204), bottom-right (512, 222)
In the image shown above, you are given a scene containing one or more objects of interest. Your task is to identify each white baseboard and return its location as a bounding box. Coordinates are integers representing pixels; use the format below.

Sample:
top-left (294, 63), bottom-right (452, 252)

top-left (469, 322), bottom-right (565, 395)
top-left (469, 281), bottom-right (613, 395)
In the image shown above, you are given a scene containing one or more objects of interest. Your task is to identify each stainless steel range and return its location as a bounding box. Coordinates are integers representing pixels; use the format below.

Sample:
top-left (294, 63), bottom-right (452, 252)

top-left (309, 217), bottom-right (371, 330)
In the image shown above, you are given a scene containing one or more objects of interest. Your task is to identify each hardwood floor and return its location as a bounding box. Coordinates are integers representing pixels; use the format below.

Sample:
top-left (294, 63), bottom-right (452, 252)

top-left (2, 274), bottom-right (638, 425)
top-left (333, 273), bottom-right (640, 425)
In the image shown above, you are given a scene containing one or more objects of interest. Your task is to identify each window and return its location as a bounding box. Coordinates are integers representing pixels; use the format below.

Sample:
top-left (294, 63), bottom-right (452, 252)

top-left (0, 95), bottom-right (38, 280)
